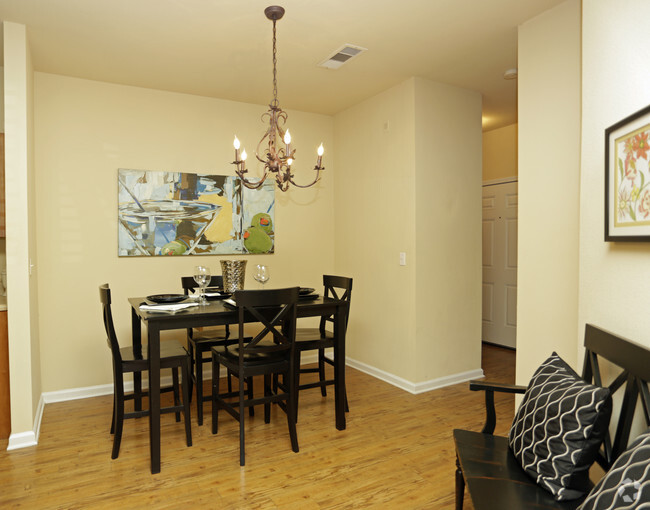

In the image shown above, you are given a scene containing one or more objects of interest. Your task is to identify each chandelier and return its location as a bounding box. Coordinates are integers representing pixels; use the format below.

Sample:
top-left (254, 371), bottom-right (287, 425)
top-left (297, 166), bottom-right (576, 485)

top-left (232, 5), bottom-right (324, 192)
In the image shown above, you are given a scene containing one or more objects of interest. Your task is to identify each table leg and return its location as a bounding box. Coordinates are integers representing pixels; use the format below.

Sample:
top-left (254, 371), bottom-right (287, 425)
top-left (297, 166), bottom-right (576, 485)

top-left (334, 303), bottom-right (347, 430)
top-left (131, 307), bottom-right (143, 412)
top-left (148, 324), bottom-right (161, 474)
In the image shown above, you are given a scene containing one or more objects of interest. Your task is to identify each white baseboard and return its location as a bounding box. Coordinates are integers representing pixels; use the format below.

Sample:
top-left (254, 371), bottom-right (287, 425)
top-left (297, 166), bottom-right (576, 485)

top-left (7, 393), bottom-right (45, 451)
top-left (7, 430), bottom-right (37, 450)
top-left (7, 353), bottom-right (480, 450)
top-left (345, 357), bottom-right (483, 394)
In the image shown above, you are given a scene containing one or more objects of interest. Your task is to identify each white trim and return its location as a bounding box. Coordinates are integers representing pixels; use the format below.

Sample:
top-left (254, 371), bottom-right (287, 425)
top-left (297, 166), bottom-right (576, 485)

top-left (346, 357), bottom-right (483, 394)
top-left (7, 393), bottom-right (45, 451)
top-left (7, 430), bottom-right (37, 450)
top-left (33, 394), bottom-right (45, 443)
top-left (43, 383), bottom-right (113, 403)
top-left (482, 177), bottom-right (518, 186)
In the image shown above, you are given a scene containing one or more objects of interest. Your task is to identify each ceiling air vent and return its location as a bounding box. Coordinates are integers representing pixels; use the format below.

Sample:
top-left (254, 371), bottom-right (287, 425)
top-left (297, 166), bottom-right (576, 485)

top-left (318, 44), bottom-right (367, 70)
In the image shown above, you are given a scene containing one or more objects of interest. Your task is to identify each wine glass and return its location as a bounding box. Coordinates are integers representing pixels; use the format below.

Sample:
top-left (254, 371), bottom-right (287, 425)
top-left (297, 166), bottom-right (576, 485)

top-left (193, 265), bottom-right (211, 305)
top-left (253, 264), bottom-right (270, 289)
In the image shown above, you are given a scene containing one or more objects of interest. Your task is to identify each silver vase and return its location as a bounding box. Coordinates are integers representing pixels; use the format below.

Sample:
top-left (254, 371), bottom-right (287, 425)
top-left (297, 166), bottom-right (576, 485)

top-left (220, 260), bottom-right (247, 293)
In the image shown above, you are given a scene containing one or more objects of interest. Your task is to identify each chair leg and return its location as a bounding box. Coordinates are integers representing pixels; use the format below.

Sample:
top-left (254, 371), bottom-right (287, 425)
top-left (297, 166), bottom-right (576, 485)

top-left (325, 351), bottom-right (350, 412)
top-left (293, 350), bottom-right (302, 422)
top-left (287, 366), bottom-right (299, 454)
top-left (264, 374), bottom-right (271, 424)
top-left (196, 348), bottom-right (204, 426)
top-left (110, 390), bottom-right (116, 434)
top-left (186, 342), bottom-right (195, 403)
top-left (239, 373), bottom-right (246, 466)
top-left (211, 353), bottom-right (221, 435)
top-left (112, 374), bottom-right (126, 459)
top-left (182, 358), bottom-right (192, 447)
top-left (133, 371), bottom-right (143, 411)
top-left (247, 377), bottom-right (255, 417)
top-left (317, 348), bottom-right (327, 397)
top-left (455, 455), bottom-right (465, 510)
top-left (172, 367), bottom-right (181, 422)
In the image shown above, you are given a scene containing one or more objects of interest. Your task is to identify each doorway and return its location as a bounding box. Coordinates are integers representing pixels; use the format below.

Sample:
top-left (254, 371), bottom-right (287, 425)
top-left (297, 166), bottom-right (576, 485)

top-left (482, 179), bottom-right (518, 349)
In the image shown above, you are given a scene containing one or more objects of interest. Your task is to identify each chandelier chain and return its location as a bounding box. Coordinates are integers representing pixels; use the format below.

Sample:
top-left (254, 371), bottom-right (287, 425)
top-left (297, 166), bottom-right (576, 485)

top-left (271, 19), bottom-right (278, 109)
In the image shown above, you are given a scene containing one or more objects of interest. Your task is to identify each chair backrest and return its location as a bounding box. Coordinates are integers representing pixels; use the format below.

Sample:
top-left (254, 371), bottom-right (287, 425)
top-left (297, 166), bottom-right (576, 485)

top-left (99, 283), bottom-right (122, 364)
top-left (581, 323), bottom-right (650, 470)
top-left (232, 287), bottom-right (299, 361)
top-left (320, 275), bottom-right (353, 333)
top-left (181, 275), bottom-right (224, 295)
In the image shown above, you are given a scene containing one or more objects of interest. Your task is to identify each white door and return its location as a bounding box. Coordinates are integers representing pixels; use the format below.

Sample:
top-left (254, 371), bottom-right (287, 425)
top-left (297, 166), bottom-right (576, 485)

top-left (482, 180), bottom-right (518, 349)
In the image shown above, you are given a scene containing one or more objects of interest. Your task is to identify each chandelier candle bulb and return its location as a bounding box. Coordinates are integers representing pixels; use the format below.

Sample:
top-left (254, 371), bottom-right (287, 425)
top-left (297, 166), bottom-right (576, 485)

top-left (284, 130), bottom-right (291, 156)
top-left (317, 144), bottom-right (324, 168)
top-left (233, 136), bottom-right (241, 163)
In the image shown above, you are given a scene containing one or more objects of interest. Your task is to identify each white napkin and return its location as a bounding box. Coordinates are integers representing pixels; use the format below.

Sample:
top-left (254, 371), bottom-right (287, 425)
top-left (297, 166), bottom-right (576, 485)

top-left (187, 291), bottom-right (224, 299)
top-left (224, 298), bottom-right (237, 307)
top-left (139, 302), bottom-right (200, 313)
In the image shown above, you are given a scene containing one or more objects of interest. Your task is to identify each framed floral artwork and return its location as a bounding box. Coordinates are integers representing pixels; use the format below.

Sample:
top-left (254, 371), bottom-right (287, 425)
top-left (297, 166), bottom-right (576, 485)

top-left (605, 104), bottom-right (650, 241)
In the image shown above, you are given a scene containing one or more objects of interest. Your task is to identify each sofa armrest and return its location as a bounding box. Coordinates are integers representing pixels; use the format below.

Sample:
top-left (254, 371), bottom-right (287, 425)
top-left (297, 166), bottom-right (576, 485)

top-left (469, 380), bottom-right (527, 435)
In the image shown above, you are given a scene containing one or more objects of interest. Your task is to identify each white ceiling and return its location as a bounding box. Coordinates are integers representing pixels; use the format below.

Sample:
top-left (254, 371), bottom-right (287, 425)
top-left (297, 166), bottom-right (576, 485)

top-left (0, 0), bottom-right (566, 131)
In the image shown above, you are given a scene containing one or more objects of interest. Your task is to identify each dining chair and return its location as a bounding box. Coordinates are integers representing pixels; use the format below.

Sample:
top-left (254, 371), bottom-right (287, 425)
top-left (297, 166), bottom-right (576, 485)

top-left (99, 283), bottom-right (192, 459)
top-left (211, 287), bottom-right (300, 466)
top-left (293, 275), bottom-right (353, 418)
top-left (181, 275), bottom-right (251, 426)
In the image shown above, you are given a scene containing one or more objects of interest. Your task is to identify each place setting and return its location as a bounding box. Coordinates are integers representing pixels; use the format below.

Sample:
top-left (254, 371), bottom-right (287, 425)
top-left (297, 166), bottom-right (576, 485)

top-left (138, 298), bottom-right (199, 314)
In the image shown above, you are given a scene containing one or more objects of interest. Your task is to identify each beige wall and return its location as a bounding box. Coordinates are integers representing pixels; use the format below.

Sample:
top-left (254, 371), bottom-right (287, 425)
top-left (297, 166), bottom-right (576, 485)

top-left (413, 77), bottom-right (482, 382)
top-left (579, 1), bottom-right (650, 348)
top-left (483, 123), bottom-right (517, 181)
top-left (34, 73), bottom-right (335, 392)
top-left (4, 21), bottom-right (41, 437)
top-left (334, 77), bottom-right (482, 386)
top-left (0, 66), bottom-right (5, 132)
top-left (333, 79), bottom-right (418, 379)
top-left (516, 0), bottom-right (581, 385)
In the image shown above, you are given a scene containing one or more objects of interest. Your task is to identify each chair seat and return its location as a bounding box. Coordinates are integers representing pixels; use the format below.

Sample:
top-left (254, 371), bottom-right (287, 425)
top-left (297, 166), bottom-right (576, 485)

top-left (453, 429), bottom-right (585, 510)
top-left (295, 328), bottom-right (334, 350)
top-left (212, 343), bottom-right (287, 365)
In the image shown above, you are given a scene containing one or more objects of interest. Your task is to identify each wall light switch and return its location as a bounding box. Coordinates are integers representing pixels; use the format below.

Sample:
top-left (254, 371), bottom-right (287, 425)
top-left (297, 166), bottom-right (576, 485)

top-left (399, 252), bottom-right (406, 266)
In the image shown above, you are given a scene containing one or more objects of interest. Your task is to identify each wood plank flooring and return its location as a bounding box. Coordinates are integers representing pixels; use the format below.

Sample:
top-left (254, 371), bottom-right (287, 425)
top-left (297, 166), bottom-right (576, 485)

top-left (0, 345), bottom-right (515, 509)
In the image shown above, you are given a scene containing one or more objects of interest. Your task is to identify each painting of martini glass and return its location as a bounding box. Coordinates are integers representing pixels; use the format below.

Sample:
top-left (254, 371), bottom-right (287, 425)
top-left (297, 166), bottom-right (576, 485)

top-left (118, 168), bottom-right (274, 256)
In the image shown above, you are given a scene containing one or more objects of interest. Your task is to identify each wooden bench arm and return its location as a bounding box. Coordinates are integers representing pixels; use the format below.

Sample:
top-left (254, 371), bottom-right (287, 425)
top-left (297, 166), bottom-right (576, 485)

top-left (469, 380), bottom-right (527, 435)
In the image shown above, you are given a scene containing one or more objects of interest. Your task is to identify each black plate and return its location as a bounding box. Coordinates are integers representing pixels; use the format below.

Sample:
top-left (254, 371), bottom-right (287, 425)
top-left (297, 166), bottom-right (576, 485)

top-left (299, 287), bottom-right (316, 296)
top-left (146, 294), bottom-right (187, 304)
top-left (299, 293), bottom-right (319, 301)
top-left (204, 291), bottom-right (231, 300)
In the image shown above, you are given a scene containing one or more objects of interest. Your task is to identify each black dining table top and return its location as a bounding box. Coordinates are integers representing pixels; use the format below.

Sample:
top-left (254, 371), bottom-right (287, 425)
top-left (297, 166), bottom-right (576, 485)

top-left (129, 294), bottom-right (344, 322)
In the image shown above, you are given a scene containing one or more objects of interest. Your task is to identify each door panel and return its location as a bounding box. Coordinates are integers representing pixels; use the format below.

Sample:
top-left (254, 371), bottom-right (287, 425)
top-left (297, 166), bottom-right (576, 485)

top-left (482, 180), bottom-right (518, 348)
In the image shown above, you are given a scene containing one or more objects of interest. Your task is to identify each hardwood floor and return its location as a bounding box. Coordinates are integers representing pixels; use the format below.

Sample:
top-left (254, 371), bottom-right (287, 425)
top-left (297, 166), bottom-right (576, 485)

top-left (0, 345), bottom-right (515, 509)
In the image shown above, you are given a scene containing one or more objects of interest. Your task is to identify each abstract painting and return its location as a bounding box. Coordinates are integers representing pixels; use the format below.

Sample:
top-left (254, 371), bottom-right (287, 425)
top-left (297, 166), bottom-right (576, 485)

top-left (118, 168), bottom-right (275, 256)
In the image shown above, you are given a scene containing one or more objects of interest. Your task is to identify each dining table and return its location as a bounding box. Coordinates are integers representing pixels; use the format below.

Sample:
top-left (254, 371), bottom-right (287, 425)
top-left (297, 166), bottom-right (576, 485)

top-left (128, 293), bottom-right (349, 474)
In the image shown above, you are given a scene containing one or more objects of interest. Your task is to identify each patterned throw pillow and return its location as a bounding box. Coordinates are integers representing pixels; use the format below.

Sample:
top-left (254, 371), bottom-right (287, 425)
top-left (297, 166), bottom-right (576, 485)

top-left (578, 428), bottom-right (650, 509)
top-left (508, 353), bottom-right (612, 501)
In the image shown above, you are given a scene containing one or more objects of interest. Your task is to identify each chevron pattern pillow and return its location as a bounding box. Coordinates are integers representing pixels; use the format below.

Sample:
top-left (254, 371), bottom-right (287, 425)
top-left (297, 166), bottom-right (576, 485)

top-left (508, 353), bottom-right (612, 501)
top-left (578, 428), bottom-right (650, 509)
